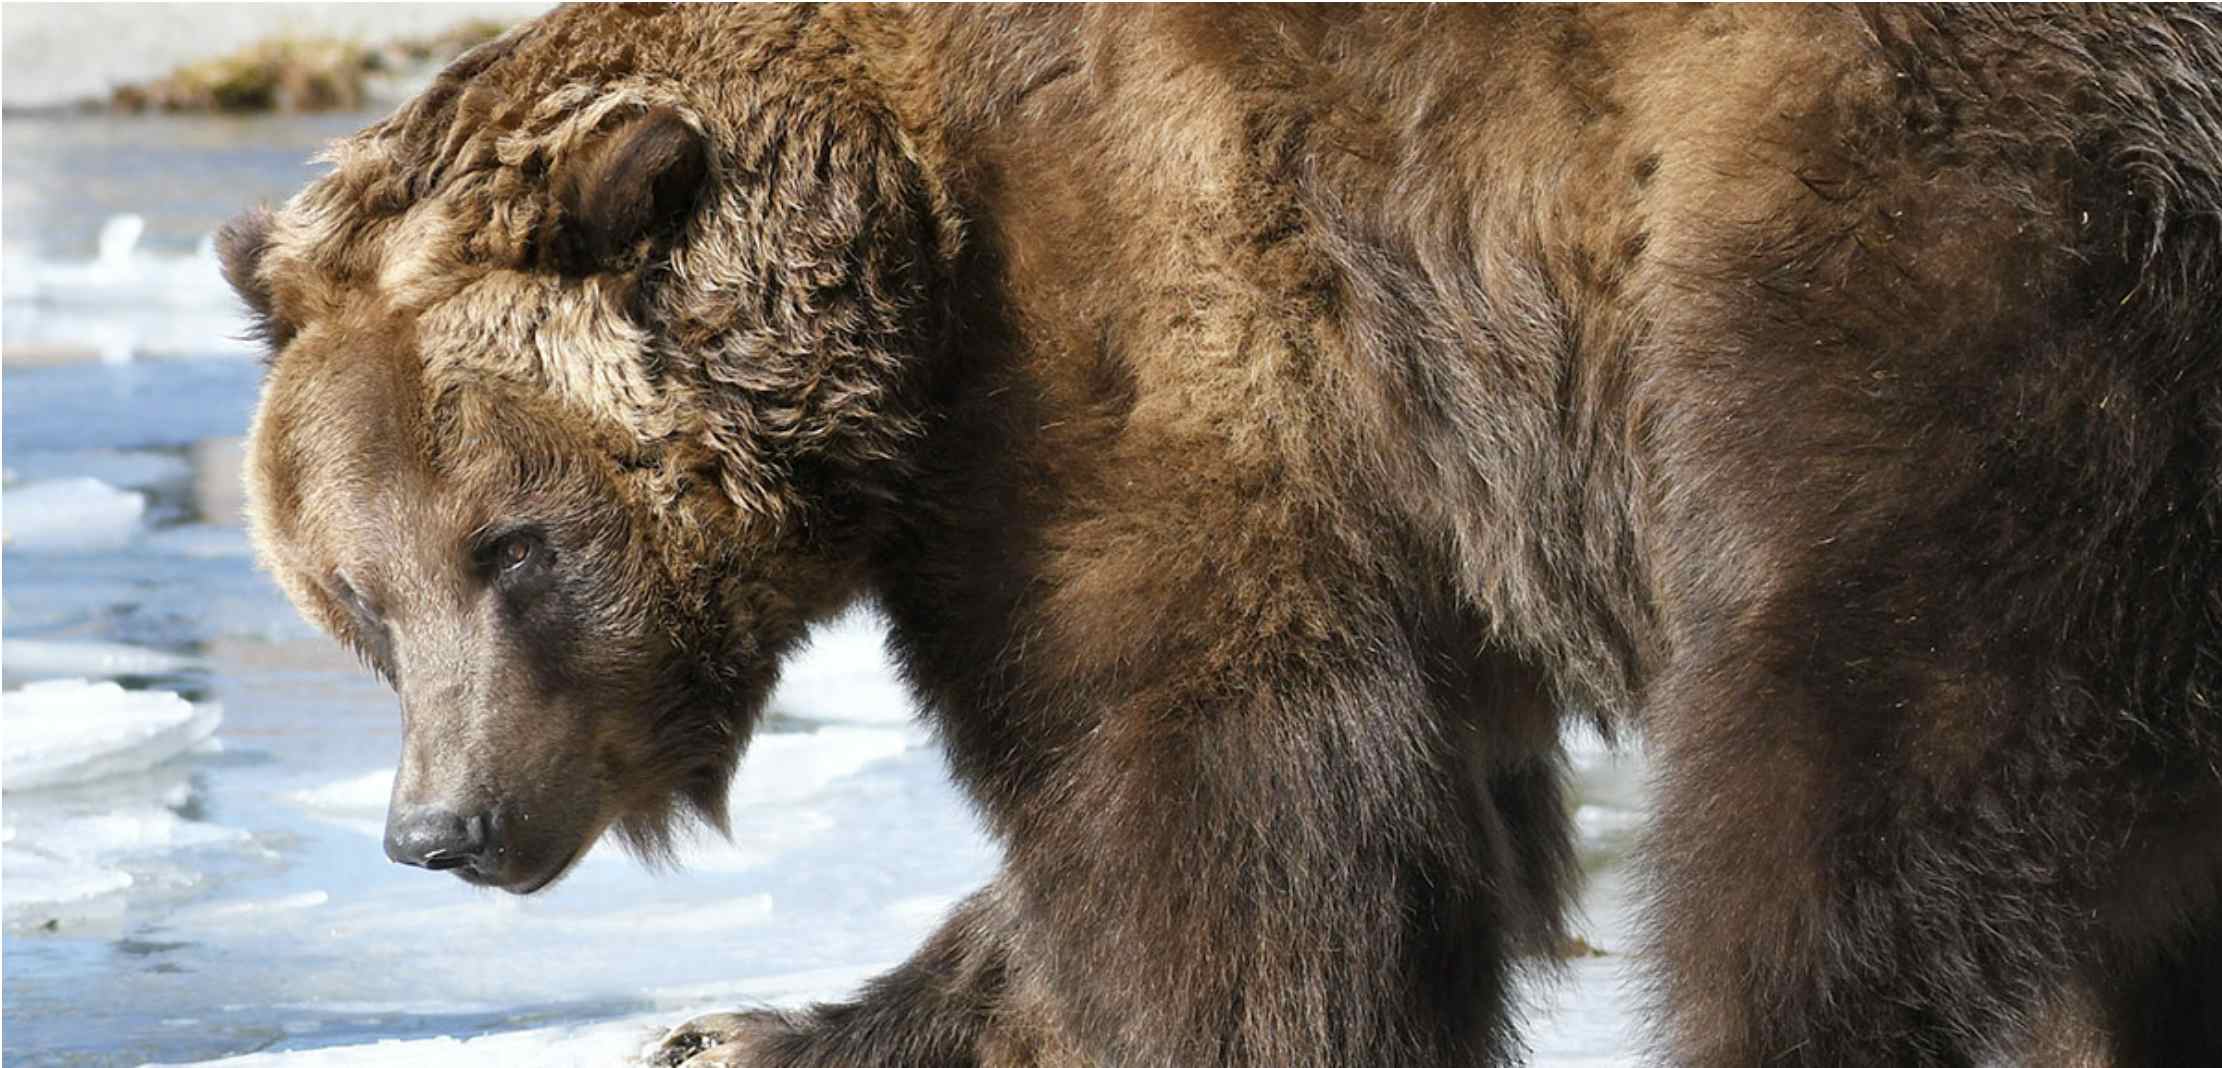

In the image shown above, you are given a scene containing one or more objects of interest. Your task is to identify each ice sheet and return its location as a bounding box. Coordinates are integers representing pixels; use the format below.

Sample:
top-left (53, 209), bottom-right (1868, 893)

top-left (729, 726), bottom-right (917, 807)
top-left (2, 678), bottom-right (221, 790)
top-left (181, 957), bottom-right (1642, 1068)
top-left (766, 610), bottom-right (918, 726)
top-left (181, 1012), bottom-right (670, 1068)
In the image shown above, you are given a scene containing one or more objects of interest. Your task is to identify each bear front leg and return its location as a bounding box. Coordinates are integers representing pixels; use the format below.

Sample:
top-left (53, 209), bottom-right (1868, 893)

top-left (649, 884), bottom-right (1077, 1068)
top-left (650, 1013), bottom-right (789, 1068)
top-left (656, 632), bottom-right (1570, 1067)
top-left (971, 637), bottom-right (1570, 1067)
top-left (2086, 904), bottom-right (2222, 1064)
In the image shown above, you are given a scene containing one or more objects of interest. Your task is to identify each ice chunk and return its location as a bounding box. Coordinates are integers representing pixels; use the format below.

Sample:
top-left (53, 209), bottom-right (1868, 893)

top-left (97, 214), bottom-right (145, 269)
top-left (1, 846), bottom-right (134, 908)
top-left (170, 891), bottom-right (332, 927)
top-left (287, 769), bottom-right (393, 839)
top-left (3, 794), bottom-right (249, 922)
top-left (2, 679), bottom-right (220, 790)
top-left (0, 447), bottom-right (193, 490)
top-left (0, 215), bottom-right (257, 362)
top-left (1, 639), bottom-right (200, 682)
top-left (0, 476), bottom-right (145, 552)
top-left (22, 807), bottom-right (242, 854)
top-left (289, 769), bottom-right (396, 813)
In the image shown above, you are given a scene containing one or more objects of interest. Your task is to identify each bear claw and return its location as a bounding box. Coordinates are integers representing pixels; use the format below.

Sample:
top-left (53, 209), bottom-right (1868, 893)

top-left (647, 1012), bottom-right (786, 1068)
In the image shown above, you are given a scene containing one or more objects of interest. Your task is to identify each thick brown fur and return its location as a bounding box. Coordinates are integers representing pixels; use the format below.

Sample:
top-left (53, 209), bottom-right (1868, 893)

top-left (225, 5), bottom-right (2222, 1065)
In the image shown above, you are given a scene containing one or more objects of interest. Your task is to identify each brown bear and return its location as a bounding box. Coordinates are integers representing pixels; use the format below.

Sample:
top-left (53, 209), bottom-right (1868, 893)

top-left (220, 5), bottom-right (2222, 1066)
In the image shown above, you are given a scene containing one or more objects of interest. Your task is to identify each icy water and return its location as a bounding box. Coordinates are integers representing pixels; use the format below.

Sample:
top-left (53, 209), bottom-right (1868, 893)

top-left (1, 109), bottom-right (1648, 1067)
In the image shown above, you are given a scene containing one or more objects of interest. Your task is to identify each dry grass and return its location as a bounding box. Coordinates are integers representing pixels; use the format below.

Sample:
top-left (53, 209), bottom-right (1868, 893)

top-left (110, 19), bottom-right (509, 114)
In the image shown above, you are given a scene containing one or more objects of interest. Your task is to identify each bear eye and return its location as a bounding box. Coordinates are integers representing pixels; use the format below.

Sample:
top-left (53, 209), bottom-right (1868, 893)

top-left (331, 573), bottom-right (379, 620)
top-left (483, 528), bottom-right (550, 580)
top-left (328, 573), bottom-right (396, 683)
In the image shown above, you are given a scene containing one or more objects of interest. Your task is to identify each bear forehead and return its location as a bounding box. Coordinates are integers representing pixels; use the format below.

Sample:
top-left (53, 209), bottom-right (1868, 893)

top-left (246, 322), bottom-right (623, 605)
top-left (248, 315), bottom-right (443, 546)
top-left (248, 58), bottom-right (710, 446)
top-left (258, 184), bottom-right (681, 449)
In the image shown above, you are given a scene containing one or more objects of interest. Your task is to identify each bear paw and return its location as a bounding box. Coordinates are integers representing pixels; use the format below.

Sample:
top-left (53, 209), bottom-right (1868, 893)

top-left (645, 1011), bottom-right (790, 1068)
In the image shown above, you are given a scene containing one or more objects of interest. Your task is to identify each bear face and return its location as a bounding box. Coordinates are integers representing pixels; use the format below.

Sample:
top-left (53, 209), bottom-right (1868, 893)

top-left (237, 310), bottom-right (757, 892)
top-left (218, 18), bottom-right (944, 892)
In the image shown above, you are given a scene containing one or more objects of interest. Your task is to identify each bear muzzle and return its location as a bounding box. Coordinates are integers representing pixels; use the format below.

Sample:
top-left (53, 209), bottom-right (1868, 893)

top-left (383, 804), bottom-right (494, 875)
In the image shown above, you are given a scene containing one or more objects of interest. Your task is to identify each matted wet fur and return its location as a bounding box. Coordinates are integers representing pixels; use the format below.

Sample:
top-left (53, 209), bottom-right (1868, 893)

top-left (221, 5), bottom-right (2222, 1065)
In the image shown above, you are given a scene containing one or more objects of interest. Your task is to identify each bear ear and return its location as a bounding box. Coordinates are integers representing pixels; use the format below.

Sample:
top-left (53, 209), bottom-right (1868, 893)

top-left (554, 106), bottom-right (710, 273)
top-left (217, 207), bottom-right (292, 352)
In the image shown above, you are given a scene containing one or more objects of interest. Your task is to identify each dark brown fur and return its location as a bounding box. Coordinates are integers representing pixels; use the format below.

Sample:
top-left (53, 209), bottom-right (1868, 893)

top-left (224, 5), bottom-right (2222, 1065)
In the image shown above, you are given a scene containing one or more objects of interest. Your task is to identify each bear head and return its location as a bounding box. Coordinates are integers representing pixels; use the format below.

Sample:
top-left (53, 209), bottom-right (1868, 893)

top-left (217, 8), bottom-right (953, 893)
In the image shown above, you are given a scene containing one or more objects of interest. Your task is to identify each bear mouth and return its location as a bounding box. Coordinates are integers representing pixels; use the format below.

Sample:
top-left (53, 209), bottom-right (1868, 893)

top-left (447, 842), bottom-right (587, 895)
top-left (511, 844), bottom-right (587, 895)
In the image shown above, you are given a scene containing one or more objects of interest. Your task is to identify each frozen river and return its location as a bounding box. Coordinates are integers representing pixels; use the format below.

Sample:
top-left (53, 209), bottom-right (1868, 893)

top-left (1, 83), bottom-right (1650, 1068)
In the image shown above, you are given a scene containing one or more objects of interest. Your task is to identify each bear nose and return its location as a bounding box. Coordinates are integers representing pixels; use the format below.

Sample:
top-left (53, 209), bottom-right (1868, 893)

top-left (383, 807), bottom-right (492, 871)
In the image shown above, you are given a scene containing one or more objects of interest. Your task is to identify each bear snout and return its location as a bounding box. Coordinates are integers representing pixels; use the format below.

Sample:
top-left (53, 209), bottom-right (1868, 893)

top-left (383, 804), bottom-right (493, 875)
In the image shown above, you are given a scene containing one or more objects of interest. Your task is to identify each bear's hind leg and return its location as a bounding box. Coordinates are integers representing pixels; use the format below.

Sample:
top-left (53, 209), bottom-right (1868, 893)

top-left (980, 636), bottom-right (1580, 1066)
